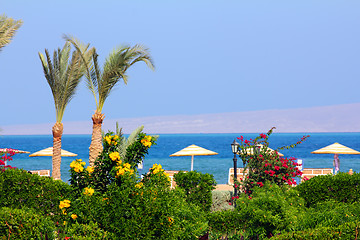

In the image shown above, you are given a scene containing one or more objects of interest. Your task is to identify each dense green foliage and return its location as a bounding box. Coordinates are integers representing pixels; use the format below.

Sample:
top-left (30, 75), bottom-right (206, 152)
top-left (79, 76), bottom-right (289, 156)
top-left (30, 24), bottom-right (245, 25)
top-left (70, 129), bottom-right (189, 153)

top-left (295, 172), bottom-right (360, 207)
top-left (67, 132), bottom-right (207, 239)
top-left (174, 170), bottom-right (217, 212)
top-left (0, 168), bottom-right (73, 218)
top-left (0, 207), bottom-right (55, 240)
top-left (3, 129), bottom-right (360, 239)
top-left (272, 221), bottom-right (360, 240)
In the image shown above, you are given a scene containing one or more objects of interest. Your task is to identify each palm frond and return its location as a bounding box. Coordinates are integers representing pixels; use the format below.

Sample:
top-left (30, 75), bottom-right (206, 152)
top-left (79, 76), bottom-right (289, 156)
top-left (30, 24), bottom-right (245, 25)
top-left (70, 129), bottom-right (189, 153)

top-left (39, 43), bottom-right (84, 123)
top-left (63, 35), bottom-right (99, 108)
top-left (0, 14), bottom-right (22, 51)
top-left (97, 44), bottom-right (154, 111)
top-left (118, 125), bottom-right (144, 159)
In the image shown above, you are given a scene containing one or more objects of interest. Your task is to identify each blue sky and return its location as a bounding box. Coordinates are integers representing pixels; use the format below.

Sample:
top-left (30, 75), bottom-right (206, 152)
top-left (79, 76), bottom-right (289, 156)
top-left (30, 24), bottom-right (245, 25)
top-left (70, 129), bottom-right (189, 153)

top-left (1, 0), bottom-right (360, 126)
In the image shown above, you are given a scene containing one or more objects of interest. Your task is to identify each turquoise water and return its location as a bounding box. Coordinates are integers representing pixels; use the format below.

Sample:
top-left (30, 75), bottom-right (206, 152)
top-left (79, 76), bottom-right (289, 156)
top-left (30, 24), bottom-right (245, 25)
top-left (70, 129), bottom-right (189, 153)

top-left (1, 133), bottom-right (360, 184)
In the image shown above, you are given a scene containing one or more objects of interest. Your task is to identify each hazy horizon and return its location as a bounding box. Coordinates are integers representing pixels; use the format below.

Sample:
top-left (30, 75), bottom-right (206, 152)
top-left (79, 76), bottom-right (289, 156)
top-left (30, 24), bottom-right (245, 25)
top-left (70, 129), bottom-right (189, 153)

top-left (2, 102), bottom-right (360, 135)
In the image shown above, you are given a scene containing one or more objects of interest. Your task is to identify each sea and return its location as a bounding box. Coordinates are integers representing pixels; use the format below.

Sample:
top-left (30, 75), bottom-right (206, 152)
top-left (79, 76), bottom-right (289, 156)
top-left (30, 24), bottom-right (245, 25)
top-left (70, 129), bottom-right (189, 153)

top-left (1, 133), bottom-right (360, 184)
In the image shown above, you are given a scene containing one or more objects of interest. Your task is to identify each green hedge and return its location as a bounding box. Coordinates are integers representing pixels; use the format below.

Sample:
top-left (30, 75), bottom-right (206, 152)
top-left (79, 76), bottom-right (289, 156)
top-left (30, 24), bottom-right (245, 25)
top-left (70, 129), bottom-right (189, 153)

top-left (208, 209), bottom-right (243, 236)
top-left (174, 171), bottom-right (216, 212)
top-left (272, 221), bottom-right (360, 240)
top-left (0, 207), bottom-right (55, 240)
top-left (0, 168), bottom-right (73, 217)
top-left (295, 172), bottom-right (360, 207)
top-left (64, 222), bottom-right (114, 240)
top-left (76, 184), bottom-right (208, 240)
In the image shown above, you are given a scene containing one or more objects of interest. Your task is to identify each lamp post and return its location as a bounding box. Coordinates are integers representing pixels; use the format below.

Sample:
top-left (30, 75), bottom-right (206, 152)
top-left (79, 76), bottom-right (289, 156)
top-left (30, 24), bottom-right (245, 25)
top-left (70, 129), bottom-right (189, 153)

top-left (254, 144), bottom-right (261, 155)
top-left (231, 140), bottom-right (240, 199)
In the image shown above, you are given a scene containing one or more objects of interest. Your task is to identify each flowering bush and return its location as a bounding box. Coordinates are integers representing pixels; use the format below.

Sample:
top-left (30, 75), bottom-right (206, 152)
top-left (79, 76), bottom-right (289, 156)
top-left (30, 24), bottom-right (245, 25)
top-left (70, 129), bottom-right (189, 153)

top-left (142, 163), bottom-right (171, 189)
top-left (236, 128), bottom-right (309, 195)
top-left (70, 130), bottom-right (157, 194)
top-left (0, 148), bottom-right (18, 170)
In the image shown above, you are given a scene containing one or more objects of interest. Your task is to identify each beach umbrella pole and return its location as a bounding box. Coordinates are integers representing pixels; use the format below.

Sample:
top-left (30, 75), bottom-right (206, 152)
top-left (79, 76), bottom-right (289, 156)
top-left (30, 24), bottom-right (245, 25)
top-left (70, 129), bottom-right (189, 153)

top-left (191, 155), bottom-right (194, 171)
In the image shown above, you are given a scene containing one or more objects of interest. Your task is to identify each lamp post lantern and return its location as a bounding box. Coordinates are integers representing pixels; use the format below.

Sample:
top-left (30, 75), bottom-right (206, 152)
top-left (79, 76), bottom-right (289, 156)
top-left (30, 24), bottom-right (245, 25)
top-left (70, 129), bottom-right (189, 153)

top-left (231, 140), bottom-right (240, 199)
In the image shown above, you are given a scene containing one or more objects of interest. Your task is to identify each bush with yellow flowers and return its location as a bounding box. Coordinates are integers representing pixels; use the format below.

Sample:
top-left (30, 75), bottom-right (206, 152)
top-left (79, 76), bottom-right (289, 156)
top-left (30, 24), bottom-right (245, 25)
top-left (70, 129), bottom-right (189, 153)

top-left (69, 159), bottom-right (94, 193)
top-left (65, 129), bottom-right (208, 239)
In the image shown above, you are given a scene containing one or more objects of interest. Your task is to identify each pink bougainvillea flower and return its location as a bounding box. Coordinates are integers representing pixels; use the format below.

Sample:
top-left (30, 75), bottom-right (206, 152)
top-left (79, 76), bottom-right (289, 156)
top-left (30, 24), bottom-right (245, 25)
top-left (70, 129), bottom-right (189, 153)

top-left (257, 182), bottom-right (264, 187)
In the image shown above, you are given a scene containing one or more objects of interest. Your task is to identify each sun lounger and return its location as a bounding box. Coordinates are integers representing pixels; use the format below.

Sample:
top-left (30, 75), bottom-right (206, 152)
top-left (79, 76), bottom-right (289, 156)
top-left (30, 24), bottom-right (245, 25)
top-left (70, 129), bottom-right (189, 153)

top-left (228, 168), bottom-right (248, 185)
top-left (301, 168), bottom-right (333, 182)
top-left (28, 169), bottom-right (50, 177)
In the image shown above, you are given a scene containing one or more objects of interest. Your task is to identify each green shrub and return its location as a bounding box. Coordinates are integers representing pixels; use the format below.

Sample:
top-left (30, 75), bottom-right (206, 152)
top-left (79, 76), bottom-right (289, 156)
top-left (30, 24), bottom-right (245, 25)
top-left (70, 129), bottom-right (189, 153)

top-left (174, 171), bottom-right (216, 212)
top-left (208, 209), bottom-right (243, 238)
top-left (292, 200), bottom-right (360, 232)
top-left (296, 172), bottom-right (360, 207)
top-left (63, 222), bottom-right (114, 240)
top-left (234, 182), bottom-right (305, 239)
top-left (0, 207), bottom-right (55, 240)
top-left (272, 221), bottom-right (360, 240)
top-left (0, 168), bottom-right (73, 218)
top-left (72, 183), bottom-right (207, 240)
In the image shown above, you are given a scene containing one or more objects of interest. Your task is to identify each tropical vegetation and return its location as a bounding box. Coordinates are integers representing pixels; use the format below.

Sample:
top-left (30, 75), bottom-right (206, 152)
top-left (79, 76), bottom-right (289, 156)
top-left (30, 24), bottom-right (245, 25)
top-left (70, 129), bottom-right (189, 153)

top-left (64, 35), bottom-right (155, 166)
top-left (38, 42), bottom-right (85, 180)
top-left (2, 130), bottom-right (360, 239)
top-left (0, 14), bottom-right (22, 52)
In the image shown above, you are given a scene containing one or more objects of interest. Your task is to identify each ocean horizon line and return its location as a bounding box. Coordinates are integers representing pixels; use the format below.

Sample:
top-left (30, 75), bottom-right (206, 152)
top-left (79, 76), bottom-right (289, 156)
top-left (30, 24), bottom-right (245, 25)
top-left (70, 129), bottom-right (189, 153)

top-left (1, 131), bottom-right (360, 137)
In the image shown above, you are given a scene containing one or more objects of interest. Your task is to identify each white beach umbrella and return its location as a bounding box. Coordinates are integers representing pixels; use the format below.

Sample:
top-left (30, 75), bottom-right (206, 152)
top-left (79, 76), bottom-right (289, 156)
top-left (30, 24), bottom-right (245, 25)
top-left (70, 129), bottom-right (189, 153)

top-left (311, 142), bottom-right (360, 173)
top-left (0, 148), bottom-right (30, 166)
top-left (170, 144), bottom-right (218, 171)
top-left (29, 147), bottom-right (77, 157)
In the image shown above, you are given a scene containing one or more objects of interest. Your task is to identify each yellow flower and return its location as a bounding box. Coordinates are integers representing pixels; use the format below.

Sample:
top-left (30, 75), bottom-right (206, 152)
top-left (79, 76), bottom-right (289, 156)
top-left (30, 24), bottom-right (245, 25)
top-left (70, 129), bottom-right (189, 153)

top-left (141, 135), bottom-right (152, 147)
top-left (71, 214), bottom-right (77, 220)
top-left (168, 217), bottom-right (174, 224)
top-left (151, 163), bottom-right (163, 174)
top-left (105, 135), bottom-right (119, 146)
top-left (63, 221), bottom-right (67, 225)
top-left (59, 199), bottom-right (71, 209)
top-left (62, 209), bottom-right (67, 215)
top-left (109, 152), bottom-right (120, 161)
top-left (135, 182), bottom-right (143, 188)
top-left (164, 172), bottom-right (171, 182)
top-left (105, 136), bottom-right (111, 145)
top-left (123, 163), bottom-right (131, 169)
top-left (83, 187), bottom-right (94, 196)
top-left (70, 159), bottom-right (84, 173)
top-left (86, 166), bottom-right (94, 174)
top-left (116, 167), bottom-right (125, 177)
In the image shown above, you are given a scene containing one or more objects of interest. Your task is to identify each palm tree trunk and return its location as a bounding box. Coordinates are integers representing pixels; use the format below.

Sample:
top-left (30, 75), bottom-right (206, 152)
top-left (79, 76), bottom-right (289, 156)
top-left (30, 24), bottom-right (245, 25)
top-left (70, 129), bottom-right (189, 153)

top-left (89, 111), bottom-right (105, 166)
top-left (52, 122), bottom-right (63, 180)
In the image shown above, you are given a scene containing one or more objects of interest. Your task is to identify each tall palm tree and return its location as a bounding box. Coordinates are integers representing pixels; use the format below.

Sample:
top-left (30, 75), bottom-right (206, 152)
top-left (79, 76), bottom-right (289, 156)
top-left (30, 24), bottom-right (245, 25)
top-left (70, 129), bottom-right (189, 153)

top-left (0, 14), bottom-right (22, 51)
top-left (64, 36), bottom-right (155, 166)
top-left (38, 42), bottom-right (85, 180)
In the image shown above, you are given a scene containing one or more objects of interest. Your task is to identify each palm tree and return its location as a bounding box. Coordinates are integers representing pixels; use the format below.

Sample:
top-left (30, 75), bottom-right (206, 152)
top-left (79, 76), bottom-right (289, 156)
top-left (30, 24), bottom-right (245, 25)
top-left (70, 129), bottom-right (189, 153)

top-left (64, 36), bottom-right (155, 166)
top-left (38, 42), bottom-right (85, 180)
top-left (0, 14), bottom-right (22, 51)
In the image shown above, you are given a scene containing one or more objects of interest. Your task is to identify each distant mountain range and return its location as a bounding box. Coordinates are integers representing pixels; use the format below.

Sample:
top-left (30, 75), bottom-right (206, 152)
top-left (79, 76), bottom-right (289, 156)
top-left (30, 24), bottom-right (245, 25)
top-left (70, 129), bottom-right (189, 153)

top-left (2, 103), bottom-right (360, 135)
